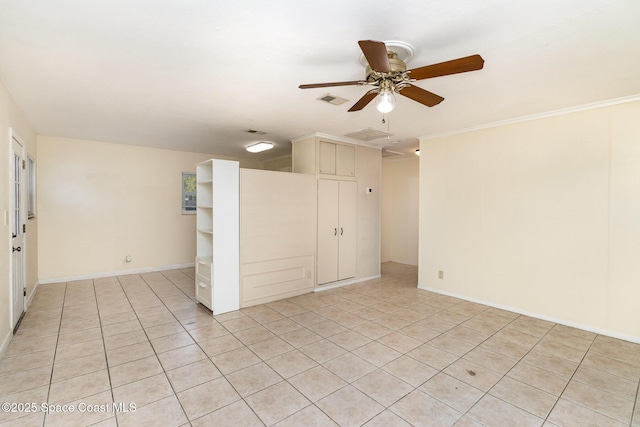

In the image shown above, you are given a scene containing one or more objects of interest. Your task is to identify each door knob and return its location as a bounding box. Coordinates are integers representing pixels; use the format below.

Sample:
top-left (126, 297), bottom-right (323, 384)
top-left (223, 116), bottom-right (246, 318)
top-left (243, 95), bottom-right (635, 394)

top-left (12, 246), bottom-right (21, 252)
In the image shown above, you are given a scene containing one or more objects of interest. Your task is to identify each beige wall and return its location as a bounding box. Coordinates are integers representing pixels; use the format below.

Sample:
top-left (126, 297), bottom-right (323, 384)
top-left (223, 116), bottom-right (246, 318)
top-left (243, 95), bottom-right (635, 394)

top-left (381, 157), bottom-right (419, 266)
top-left (355, 145), bottom-right (382, 280)
top-left (419, 100), bottom-right (640, 342)
top-left (0, 80), bottom-right (38, 355)
top-left (37, 136), bottom-right (260, 282)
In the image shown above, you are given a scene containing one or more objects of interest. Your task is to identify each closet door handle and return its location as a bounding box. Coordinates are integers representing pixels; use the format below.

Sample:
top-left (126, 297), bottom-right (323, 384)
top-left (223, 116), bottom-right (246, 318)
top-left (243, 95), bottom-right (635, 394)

top-left (334, 228), bottom-right (337, 236)
top-left (340, 227), bottom-right (343, 236)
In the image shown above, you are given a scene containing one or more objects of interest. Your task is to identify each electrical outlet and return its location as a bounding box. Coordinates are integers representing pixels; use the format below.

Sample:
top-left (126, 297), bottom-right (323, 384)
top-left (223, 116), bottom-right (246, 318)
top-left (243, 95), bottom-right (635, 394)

top-left (126, 255), bottom-right (132, 263)
top-left (438, 270), bottom-right (444, 279)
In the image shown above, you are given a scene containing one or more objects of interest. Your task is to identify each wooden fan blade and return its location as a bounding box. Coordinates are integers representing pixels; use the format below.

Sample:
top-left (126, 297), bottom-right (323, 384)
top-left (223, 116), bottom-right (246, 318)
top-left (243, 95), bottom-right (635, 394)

top-left (408, 54), bottom-right (484, 80)
top-left (358, 40), bottom-right (391, 73)
top-left (399, 85), bottom-right (444, 107)
top-left (299, 80), bottom-right (365, 89)
top-left (348, 90), bottom-right (378, 112)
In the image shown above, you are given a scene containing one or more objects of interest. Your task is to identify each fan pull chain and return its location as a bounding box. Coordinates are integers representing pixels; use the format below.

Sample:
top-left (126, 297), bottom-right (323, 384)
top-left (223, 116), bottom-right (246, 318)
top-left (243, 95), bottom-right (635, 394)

top-left (384, 113), bottom-right (391, 140)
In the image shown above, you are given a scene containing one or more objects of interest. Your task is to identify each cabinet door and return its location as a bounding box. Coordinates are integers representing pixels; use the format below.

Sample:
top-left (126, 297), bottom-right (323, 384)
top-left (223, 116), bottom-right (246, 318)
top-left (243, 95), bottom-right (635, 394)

top-left (317, 180), bottom-right (339, 284)
top-left (336, 144), bottom-right (355, 177)
top-left (338, 181), bottom-right (357, 280)
top-left (318, 141), bottom-right (336, 175)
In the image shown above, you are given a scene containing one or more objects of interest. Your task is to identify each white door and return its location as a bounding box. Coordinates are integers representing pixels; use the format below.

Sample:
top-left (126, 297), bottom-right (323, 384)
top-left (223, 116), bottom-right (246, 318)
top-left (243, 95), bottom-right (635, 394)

top-left (338, 181), bottom-right (357, 280)
top-left (11, 136), bottom-right (26, 330)
top-left (317, 179), bottom-right (339, 285)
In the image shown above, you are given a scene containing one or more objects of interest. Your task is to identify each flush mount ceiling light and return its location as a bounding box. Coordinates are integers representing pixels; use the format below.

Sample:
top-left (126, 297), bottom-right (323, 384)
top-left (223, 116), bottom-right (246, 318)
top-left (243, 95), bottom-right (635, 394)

top-left (246, 142), bottom-right (274, 153)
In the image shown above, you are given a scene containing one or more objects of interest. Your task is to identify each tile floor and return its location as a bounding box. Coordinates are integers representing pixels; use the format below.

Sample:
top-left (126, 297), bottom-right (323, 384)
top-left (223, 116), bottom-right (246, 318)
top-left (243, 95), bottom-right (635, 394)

top-left (1, 262), bottom-right (639, 427)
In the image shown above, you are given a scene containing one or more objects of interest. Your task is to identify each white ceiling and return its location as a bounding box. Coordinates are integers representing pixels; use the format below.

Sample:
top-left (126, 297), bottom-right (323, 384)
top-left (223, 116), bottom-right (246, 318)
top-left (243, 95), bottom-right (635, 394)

top-left (1, 0), bottom-right (639, 161)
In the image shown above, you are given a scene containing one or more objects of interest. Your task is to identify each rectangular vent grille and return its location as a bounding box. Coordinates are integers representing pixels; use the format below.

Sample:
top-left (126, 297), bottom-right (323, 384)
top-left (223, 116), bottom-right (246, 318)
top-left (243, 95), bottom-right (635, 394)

top-left (344, 128), bottom-right (389, 141)
top-left (317, 95), bottom-right (348, 105)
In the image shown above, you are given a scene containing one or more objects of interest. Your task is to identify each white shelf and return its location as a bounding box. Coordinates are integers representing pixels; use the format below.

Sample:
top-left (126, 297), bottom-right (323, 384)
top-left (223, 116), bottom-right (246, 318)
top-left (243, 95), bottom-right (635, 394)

top-left (195, 159), bottom-right (239, 315)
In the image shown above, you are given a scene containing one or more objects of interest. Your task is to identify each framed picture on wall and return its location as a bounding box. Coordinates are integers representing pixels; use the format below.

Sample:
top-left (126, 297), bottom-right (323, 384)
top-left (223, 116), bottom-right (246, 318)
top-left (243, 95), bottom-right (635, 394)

top-left (182, 172), bottom-right (196, 214)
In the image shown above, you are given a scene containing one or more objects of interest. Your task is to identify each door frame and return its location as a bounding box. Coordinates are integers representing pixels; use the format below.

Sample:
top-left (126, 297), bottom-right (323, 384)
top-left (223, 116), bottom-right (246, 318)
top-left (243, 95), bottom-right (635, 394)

top-left (9, 129), bottom-right (27, 332)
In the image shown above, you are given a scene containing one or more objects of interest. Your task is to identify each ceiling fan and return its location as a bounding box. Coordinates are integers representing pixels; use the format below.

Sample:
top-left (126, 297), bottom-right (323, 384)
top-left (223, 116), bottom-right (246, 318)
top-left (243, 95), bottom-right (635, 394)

top-left (299, 40), bottom-right (484, 113)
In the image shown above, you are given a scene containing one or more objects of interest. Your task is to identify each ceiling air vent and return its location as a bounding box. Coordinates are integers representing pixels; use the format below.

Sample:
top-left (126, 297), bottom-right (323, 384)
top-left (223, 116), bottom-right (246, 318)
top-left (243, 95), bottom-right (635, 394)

top-left (317, 94), bottom-right (348, 106)
top-left (246, 129), bottom-right (267, 135)
top-left (344, 128), bottom-right (389, 141)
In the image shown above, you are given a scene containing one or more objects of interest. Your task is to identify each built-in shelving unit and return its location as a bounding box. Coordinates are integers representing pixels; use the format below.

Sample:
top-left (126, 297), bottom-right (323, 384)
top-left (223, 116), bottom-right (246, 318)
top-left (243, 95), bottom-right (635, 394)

top-left (195, 159), bottom-right (239, 315)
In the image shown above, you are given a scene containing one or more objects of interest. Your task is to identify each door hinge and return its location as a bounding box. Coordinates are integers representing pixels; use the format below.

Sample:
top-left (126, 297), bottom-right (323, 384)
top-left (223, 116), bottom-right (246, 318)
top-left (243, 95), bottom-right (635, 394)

top-left (23, 224), bottom-right (26, 233)
top-left (22, 160), bottom-right (26, 170)
top-left (23, 287), bottom-right (26, 297)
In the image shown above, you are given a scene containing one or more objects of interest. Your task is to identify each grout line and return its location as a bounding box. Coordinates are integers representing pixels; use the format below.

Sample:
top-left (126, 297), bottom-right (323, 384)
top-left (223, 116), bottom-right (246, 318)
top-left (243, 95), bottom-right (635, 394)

top-left (161, 269), bottom-right (290, 426)
top-left (42, 282), bottom-right (67, 427)
top-left (15, 265), bottom-right (639, 426)
top-left (92, 277), bottom-right (118, 426)
top-left (543, 335), bottom-right (597, 424)
top-left (630, 381), bottom-right (639, 427)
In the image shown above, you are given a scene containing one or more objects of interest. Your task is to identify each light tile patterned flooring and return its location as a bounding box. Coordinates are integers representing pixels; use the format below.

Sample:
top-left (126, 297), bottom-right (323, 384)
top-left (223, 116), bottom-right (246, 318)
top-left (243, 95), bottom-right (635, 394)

top-left (1, 262), bottom-right (639, 426)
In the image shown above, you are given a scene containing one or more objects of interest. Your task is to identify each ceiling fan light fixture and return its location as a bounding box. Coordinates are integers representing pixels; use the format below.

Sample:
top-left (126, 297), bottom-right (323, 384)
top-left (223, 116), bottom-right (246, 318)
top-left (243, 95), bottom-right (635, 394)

top-left (376, 86), bottom-right (396, 113)
top-left (246, 142), bottom-right (274, 153)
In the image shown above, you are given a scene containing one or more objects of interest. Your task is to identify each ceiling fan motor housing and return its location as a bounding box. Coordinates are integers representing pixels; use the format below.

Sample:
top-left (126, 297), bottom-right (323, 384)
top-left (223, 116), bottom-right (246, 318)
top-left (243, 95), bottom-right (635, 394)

top-left (365, 52), bottom-right (413, 93)
top-left (365, 52), bottom-right (407, 81)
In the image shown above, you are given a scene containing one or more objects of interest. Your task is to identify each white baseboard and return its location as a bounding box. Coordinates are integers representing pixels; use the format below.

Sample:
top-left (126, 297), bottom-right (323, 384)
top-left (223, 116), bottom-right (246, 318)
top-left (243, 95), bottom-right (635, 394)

top-left (418, 283), bottom-right (640, 345)
top-left (38, 263), bottom-right (195, 285)
top-left (26, 281), bottom-right (39, 308)
top-left (315, 274), bottom-right (382, 292)
top-left (0, 329), bottom-right (12, 361)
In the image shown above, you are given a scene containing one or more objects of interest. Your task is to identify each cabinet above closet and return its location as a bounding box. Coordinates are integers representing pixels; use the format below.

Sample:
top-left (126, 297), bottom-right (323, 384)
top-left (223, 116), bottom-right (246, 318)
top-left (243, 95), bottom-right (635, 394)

top-left (292, 133), bottom-right (356, 179)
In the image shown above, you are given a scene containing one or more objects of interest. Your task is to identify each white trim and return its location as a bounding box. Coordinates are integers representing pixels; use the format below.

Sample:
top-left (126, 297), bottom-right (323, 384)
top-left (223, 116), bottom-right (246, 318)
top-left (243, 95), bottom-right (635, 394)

top-left (314, 274), bottom-right (382, 292)
top-left (38, 263), bottom-right (195, 285)
top-left (26, 281), bottom-right (39, 308)
top-left (417, 283), bottom-right (640, 345)
top-left (421, 94), bottom-right (640, 141)
top-left (290, 132), bottom-right (383, 150)
top-left (0, 329), bottom-right (11, 361)
top-left (9, 128), bottom-right (27, 329)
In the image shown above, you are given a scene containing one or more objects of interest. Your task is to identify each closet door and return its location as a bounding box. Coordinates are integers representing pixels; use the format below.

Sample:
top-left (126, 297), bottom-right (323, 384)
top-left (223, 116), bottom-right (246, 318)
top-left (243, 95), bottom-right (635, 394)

top-left (317, 179), bottom-right (339, 284)
top-left (338, 180), bottom-right (357, 280)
